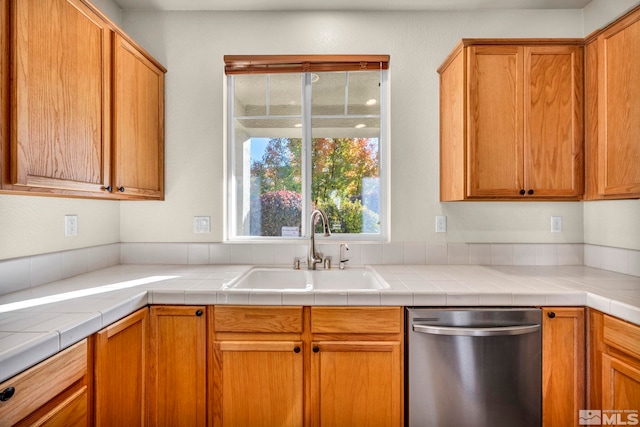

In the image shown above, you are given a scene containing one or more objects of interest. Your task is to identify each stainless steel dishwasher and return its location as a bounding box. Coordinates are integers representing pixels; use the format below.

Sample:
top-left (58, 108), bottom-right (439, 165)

top-left (406, 308), bottom-right (542, 427)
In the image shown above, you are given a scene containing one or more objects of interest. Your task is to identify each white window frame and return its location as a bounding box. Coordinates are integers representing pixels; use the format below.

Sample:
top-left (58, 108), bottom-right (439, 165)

top-left (225, 67), bottom-right (389, 242)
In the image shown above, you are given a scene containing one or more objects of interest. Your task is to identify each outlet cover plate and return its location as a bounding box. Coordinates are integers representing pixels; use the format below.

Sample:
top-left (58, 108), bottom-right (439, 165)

top-left (194, 216), bottom-right (211, 233)
top-left (65, 215), bottom-right (78, 236)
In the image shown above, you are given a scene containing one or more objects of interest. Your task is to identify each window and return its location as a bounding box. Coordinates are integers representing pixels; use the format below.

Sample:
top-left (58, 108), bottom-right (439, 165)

top-left (226, 55), bottom-right (389, 240)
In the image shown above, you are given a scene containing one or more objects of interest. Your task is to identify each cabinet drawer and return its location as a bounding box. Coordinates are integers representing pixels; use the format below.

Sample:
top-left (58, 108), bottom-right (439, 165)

top-left (0, 339), bottom-right (87, 426)
top-left (311, 307), bottom-right (402, 334)
top-left (604, 315), bottom-right (640, 360)
top-left (214, 306), bottom-right (303, 333)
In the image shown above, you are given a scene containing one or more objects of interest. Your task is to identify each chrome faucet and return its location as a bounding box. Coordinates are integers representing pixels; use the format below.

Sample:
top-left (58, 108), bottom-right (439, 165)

top-left (308, 209), bottom-right (331, 270)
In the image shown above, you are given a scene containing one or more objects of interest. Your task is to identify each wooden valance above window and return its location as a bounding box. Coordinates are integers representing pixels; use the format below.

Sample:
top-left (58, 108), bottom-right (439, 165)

top-left (224, 54), bottom-right (389, 75)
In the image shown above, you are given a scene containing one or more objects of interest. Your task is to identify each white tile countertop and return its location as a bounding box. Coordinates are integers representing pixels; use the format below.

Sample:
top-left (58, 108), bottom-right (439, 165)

top-left (1, 263), bottom-right (639, 382)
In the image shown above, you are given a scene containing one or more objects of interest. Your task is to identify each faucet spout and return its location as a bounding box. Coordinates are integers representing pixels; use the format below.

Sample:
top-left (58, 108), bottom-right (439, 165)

top-left (308, 209), bottom-right (331, 269)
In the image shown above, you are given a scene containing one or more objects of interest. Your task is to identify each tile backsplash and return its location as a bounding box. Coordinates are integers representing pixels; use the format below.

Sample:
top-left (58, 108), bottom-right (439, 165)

top-left (0, 242), bottom-right (637, 297)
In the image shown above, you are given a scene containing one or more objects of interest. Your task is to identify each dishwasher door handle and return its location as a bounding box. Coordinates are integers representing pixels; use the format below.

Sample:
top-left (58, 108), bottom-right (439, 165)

top-left (412, 324), bottom-right (540, 337)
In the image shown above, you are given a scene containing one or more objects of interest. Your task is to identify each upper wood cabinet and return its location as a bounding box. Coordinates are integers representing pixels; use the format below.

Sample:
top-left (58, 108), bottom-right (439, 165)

top-left (113, 34), bottom-right (165, 199)
top-left (0, 0), bottom-right (165, 200)
top-left (7, 0), bottom-right (111, 195)
top-left (439, 40), bottom-right (584, 201)
top-left (585, 5), bottom-right (640, 200)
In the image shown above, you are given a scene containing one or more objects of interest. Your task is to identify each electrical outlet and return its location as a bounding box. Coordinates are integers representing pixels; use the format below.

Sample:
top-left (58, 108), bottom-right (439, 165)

top-left (435, 215), bottom-right (447, 233)
top-left (193, 216), bottom-right (211, 233)
top-left (65, 215), bottom-right (78, 236)
top-left (551, 216), bottom-right (562, 233)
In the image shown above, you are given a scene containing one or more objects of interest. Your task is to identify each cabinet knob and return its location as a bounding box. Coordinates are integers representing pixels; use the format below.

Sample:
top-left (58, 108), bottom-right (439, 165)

top-left (117, 186), bottom-right (125, 193)
top-left (527, 189), bottom-right (534, 195)
top-left (294, 346), bottom-right (301, 353)
top-left (547, 312), bottom-right (556, 319)
top-left (0, 387), bottom-right (15, 402)
top-left (195, 310), bottom-right (203, 317)
top-left (312, 346), bottom-right (320, 353)
top-left (102, 186), bottom-right (112, 192)
top-left (519, 189), bottom-right (526, 195)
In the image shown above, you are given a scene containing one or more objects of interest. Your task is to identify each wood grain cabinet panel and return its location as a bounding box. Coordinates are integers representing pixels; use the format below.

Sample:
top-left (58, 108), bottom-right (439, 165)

top-left (9, 0), bottom-right (111, 194)
top-left (586, 6), bottom-right (640, 199)
top-left (112, 34), bottom-right (165, 199)
top-left (93, 308), bottom-right (148, 427)
top-left (310, 306), bottom-right (403, 427)
top-left (0, 0), bottom-right (165, 200)
top-left (211, 306), bottom-right (305, 427)
top-left (310, 341), bottom-right (402, 427)
top-left (439, 40), bottom-right (584, 201)
top-left (0, 339), bottom-right (89, 427)
top-left (149, 306), bottom-right (207, 427)
top-left (602, 354), bottom-right (640, 415)
top-left (589, 309), bottom-right (640, 424)
top-left (542, 307), bottom-right (585, 427)
top-left (212, 306), bottom-right (404, 427)
top-left (213, 341), bottom-right (304, 427)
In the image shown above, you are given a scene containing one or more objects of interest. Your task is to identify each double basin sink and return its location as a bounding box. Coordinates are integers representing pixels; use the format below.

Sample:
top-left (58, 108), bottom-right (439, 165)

top-left (222, 266), bottom-right (389, 291)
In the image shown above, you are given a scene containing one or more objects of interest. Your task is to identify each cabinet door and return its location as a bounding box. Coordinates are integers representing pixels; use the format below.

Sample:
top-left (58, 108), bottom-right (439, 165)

top-left (542, 307), bottom-right (585, 427)
top-left (112, 34), bottom-right (165, 199)
top-left (602, 354), bottom-right (640, 414)
top-left (212, 341), bottom-right (303, 427)
top-left (16, 386), bottom-right (88, 427)
top-left (524, 45), bottom-right (583, 198)
top-left (0, 340), bottom-right (88, 426)
top-left (310, 341), bottom-right (402, 427)
top-left (466, 45), bottom-right (524, 197)
top-left (94, 308), bottom-right (148, 427)
top-left (149, 306), bottom-right (206, 427)
top-left (10, 0), bottom-right (111, 193)
top-left (598, 10), bottom-right (640, 198)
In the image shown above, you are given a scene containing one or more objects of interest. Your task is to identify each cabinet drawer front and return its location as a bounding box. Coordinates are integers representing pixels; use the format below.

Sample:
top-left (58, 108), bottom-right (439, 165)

top-left (214, 306), bottom-right (303, 333)
top-left (0, 340), bottom-right (87, 425)
top-left (604, 315), bottom-right (640, 360)
top-left (311, 307), bottom-right (402, 334)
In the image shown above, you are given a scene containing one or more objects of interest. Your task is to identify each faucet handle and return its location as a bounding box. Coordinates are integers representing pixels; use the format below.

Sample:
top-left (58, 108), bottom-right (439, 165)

top-left (323, 256), bottom-right (332, 269)
top-left (339, 243), bottom-right (350, 261)
top-left (294, 257), bottom-right (307, 270)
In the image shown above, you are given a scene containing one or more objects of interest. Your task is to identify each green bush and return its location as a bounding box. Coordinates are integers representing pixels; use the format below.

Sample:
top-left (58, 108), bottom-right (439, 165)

top-left (251, 190), bottom-right (302, 236)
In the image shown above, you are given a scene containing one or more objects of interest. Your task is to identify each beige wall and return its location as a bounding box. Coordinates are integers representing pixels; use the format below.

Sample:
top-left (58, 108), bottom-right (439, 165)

top-left (1, 1), bottom-right (638, 261)
top-left (0, 195), bottom-right (120, 259)
top-left (119, 8), bottom-right (587, 245)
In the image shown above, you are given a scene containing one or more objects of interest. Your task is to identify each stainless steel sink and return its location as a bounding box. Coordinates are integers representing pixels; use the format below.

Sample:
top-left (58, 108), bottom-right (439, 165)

top-left (223, 267), bottom-right (388, 291)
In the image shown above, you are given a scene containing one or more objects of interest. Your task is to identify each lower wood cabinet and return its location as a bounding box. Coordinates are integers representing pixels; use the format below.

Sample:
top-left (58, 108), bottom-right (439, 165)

top-left (589, 309), bottom-right (640, 423)
top-left (149, 305), bottom-right (207, 427)
top-left (309, 307), bottom-right (403, 427)
top-left (93, 307), bottom-right (148, 426)
top-left (211, 305), bottom-right (404, 427)
top-left (0, 339), bottom-right (89, 427)
top-left (211, 306), bottom-right (304, 427)
top-left (542, 307), bottom-right (585, 427)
